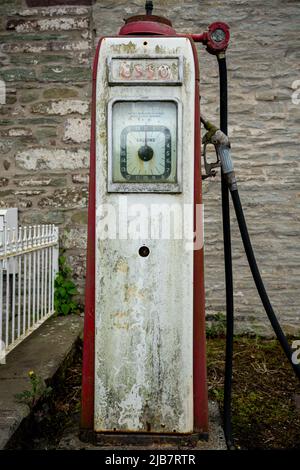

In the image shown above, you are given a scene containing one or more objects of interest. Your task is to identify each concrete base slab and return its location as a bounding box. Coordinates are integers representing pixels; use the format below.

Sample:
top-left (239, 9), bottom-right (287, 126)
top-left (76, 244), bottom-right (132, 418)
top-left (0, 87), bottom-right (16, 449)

top-left (58, 402), bottom-right (226, 450)
top-left (0, 314), bottom-right (84, 449)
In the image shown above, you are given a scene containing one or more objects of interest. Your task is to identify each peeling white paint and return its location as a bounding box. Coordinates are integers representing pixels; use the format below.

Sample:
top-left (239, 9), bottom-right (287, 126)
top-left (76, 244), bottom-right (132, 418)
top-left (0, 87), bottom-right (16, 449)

top-left (118, 384), bottom-right (144, 430)
top-left (94, 376), bottom-right (109, 428)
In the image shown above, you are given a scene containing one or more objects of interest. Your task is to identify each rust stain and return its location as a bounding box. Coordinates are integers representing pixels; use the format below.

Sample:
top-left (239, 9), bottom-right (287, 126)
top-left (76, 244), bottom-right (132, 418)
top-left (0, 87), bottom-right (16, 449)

top-left (111, 311), bottom-right (130, 330)
top-left (114, 258), bottom-right (129, 273)
top-left (112, 311), bottom-right (128, 319)
top-left (155, 45), bottom-right (166, 54)
top-left (111, 41), bottom-right (137, 54)
top-left (124, 283), bottom-right (145, 302)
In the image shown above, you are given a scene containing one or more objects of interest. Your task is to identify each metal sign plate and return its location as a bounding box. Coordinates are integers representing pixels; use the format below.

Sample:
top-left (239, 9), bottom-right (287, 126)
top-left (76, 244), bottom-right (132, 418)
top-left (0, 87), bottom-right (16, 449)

top-left (108, 56), bottom-right (183, 85)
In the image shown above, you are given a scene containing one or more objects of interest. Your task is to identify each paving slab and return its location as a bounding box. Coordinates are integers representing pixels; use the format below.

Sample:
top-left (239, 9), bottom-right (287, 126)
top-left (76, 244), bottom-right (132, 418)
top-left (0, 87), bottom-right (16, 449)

top-left (0, 314), bottom-right (84, 449)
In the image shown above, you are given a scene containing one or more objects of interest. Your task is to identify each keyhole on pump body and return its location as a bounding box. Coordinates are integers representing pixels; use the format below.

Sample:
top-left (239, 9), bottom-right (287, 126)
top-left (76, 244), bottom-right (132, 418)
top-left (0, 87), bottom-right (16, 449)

top-left (139, 246), bottom-right (150, 257)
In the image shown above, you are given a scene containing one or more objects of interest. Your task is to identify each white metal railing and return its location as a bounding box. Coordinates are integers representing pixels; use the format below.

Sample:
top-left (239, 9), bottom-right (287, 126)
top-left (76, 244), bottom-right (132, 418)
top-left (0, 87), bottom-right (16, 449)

top-left (0, 224), bottom-right (59, 361)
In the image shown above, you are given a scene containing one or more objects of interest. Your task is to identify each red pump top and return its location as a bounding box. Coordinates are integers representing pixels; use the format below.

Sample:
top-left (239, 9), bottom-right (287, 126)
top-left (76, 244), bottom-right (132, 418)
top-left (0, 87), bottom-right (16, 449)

top-left (119, 14), bottom-right (177, 36)
top-left (118, 2), bottom-right (230, 54)
top-left (119, 0), bottom-right (176, 36)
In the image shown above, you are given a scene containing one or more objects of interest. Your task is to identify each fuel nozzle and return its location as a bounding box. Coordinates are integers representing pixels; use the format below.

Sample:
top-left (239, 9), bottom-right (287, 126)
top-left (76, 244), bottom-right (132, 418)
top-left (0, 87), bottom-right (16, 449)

top-left (201, 115), bottom-right (237, 191)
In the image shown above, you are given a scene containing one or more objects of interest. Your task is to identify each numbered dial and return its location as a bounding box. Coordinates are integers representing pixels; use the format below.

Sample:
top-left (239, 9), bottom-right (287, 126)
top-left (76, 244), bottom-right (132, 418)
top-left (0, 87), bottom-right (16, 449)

top-left (112, 101), bottom-right (177, 184)
top-left (120, 126), bottom-right (172, 181)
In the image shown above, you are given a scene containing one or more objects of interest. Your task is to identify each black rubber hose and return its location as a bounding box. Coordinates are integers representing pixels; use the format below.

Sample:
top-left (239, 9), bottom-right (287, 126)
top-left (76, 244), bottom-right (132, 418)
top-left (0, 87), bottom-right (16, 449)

top-left (230, 188), bottom-right (300, 380)
top-left (217, 55), bottom-right (235, 449)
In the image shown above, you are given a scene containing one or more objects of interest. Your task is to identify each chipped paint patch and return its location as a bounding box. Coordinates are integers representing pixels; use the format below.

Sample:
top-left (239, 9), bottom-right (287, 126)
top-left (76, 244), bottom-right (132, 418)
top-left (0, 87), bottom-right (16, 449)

top-left (118, 384), bottom-right (144, 430)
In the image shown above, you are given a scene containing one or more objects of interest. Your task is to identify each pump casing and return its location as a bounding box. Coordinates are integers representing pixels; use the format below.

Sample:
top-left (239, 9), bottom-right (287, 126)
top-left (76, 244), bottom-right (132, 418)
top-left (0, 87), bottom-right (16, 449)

top-left (81, 13), bottom-right (208, 438)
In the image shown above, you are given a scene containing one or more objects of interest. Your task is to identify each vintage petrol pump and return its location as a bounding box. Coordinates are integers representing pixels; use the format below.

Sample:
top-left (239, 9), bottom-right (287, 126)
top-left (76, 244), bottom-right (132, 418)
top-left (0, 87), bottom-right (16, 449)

top-left (80, 1), bottom-right (230, 443)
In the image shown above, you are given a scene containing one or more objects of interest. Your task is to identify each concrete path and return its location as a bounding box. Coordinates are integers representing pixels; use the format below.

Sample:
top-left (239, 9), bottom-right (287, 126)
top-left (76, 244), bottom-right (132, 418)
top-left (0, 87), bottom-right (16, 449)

top-left (0, 314), bottom-right (83, 449)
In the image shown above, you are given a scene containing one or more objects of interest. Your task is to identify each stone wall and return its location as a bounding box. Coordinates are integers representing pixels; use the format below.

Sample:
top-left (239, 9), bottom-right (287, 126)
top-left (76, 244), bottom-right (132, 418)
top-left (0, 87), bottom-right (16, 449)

top-left (1, 0), bottom-right (300, 336)
top-left (0, 0), bottom-right (92, 288)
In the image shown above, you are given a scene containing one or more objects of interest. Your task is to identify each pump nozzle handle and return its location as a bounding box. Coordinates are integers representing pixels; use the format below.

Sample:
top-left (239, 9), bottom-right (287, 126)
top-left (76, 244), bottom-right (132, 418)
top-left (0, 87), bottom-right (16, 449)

top-left (201, 115), bottom-right (237, 188)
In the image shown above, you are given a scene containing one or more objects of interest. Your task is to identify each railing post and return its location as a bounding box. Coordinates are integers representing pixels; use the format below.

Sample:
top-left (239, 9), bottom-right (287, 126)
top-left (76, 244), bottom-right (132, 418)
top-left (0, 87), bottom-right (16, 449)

top-left (52, 225), bottom-right (59, 314)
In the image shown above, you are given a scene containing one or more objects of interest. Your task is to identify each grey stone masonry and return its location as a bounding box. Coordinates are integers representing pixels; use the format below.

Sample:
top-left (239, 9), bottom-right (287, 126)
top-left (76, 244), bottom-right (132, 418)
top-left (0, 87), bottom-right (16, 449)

top-left (0, 0), bottom-right (92, 296)
top-left (0, 0), bottom-right (300, 336)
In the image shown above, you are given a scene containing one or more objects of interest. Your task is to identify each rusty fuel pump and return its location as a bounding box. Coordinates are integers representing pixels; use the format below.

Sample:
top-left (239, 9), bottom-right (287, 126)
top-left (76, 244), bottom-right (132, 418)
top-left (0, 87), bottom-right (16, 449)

top-left (80, 1), bottom-right (300, 449)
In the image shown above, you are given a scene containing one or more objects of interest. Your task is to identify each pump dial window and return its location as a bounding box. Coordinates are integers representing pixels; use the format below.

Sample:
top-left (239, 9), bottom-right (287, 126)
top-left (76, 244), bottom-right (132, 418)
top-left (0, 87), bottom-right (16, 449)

top-left (112, 101), bottom-right (178, 184)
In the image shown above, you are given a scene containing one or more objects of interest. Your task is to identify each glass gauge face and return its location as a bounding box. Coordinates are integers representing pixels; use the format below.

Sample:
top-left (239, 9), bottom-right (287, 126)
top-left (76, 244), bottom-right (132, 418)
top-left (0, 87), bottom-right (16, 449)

top-left (112, 101), bottom-right (177, 184)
